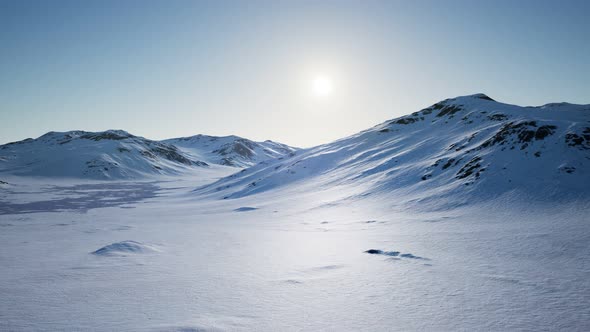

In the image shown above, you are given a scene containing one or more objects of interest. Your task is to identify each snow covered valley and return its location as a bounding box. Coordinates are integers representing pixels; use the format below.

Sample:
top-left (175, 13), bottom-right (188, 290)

top-left (1, 176), bottom-right (589, 331)
top-left (1, 94), bottom-right (589, 331)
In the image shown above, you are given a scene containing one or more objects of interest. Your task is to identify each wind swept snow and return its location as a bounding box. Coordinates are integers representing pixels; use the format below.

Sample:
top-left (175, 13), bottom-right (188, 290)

top-left (1, 94), bottom-right (589, 331)
top-left (196, 94), bottom-right (590, 208)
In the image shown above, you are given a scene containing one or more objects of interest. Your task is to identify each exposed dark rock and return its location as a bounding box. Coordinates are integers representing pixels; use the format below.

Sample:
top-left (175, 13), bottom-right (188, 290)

top-left (213, 139), bottom-right (256, 159)
top-left (442, 158), bottom-right (455, 170)
top-left (389, 116), bottom-right (420, 125)
top-left (535, 125), bottom-right (557, 140)
top-left (565, 128), bottom-right (590, 149)
top-left (475, 121), bottom-right (551, 151)
top-left (560, 166), bottom-right (576, 174)
top-left (149, 144), bottom-right (197, 166)
top-left (364, 249), bottom-right (426, 259)
top-left (421, 107), bottom-right (434, 115)
top-left (436, 104), bottom-right (463, 117)
top-left (221, 158), bottom-right (235, 166)
top-left (81, 131), bottom-right (132, 141)
top-left (488, 114), bottom-right (508, 121)
top-left (456, 156), bottom-right (482, 179)
top-left (475, 94), bottom-right (495, 101)
top-left (518, 130), bottom-right (535, 143)
top-left (140, 150), bottom-right (156, 159)
top-left (364, 249), bottom-right (400, 256)
top-left (432, 102), bottom-right (446, 110)
top-left (566, 133), bottom-right (584, 146)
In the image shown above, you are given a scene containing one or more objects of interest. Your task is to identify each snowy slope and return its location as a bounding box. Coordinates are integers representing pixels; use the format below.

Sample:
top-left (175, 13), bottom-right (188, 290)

top-left (163, 134), bottom-right (297, 168)
top-left (0, 130), bottom-right (209, 179)
top-left (1, 95), bottom-right (589, 331)
top-left (2, 169), bottom-right (589, 331)
top-left (196, 94), bottom-right (590, 206)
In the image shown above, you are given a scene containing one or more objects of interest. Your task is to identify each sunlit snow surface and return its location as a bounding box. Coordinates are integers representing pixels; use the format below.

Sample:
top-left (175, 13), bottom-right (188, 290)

top-left (1, 174), bottom-right (589, 331)
top-left (1, 95), bottom-right (589, 330)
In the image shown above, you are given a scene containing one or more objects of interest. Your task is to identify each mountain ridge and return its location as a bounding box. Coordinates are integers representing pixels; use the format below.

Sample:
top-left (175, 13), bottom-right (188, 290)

top-left (194, 94), bottom-right (590, 206)
top-left (0, 129), bottom-right (298, 179)
top-left (163, 134), bottom-right (297, 168)
top-left (0, 129), bottom-right (209, 179)
top-left (2, 94), bottom-right (588, 189)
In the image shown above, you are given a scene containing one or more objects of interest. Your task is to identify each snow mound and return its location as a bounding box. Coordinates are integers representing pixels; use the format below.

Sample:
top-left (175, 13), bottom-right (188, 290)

top-left (91, 240), bottom-right (159, 256)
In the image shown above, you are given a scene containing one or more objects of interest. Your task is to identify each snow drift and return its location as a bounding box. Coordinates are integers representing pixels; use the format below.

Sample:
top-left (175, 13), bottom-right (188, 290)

top-left (91, 240), bottom-right (159, 256)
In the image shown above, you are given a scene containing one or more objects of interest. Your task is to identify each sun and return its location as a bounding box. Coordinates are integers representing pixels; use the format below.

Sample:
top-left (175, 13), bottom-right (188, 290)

top-left (312, 75), bottom-right (333, 96)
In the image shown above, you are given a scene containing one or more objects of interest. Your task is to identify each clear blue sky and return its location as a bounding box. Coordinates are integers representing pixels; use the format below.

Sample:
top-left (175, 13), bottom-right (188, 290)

top-left (1, 0), bottom-right (589, 147)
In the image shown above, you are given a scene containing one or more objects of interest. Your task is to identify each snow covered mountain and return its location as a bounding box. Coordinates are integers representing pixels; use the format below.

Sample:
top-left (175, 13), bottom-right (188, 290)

top-left (0, 130), bottom-right (208, 179)
top-left (163, 134), bottom-right (297, 168)
top-left (196, 94), bottom-right (590, 206)
top-left (2, 94), bottom-right (589, 332)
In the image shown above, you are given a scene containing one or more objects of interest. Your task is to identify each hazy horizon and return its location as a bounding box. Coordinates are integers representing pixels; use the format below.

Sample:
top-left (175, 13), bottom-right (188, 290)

top-left (2, 0), bottom-right (589, 147)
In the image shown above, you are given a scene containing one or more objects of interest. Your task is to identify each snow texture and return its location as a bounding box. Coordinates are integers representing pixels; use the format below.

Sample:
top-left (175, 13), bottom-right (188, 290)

top-left (0, 94), bottom-right (589, 331)
top-left (196, 94), bottom-right (590, 208)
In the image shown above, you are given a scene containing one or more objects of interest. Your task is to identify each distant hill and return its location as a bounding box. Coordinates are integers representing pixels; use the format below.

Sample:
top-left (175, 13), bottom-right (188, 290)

top-left (163, 134), bottom-right (297, 168)
top-left (0, 130), bottom-right (207, 179)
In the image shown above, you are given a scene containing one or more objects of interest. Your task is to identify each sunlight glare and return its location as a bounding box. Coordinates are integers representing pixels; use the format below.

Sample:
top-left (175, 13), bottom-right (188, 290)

top-left (312, 75), bottom-right (333, 96)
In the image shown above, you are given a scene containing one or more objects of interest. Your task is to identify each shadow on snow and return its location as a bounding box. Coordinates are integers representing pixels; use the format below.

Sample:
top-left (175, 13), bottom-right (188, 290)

top-left (0, 182), bottom-right (160, 215)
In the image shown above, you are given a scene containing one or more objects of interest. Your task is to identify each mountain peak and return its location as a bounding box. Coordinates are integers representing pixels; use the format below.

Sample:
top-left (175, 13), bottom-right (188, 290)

top-left (37, 129), bottom-right (135, 141)
top-left (164, 134), bottom-right (298, 168)
top-left (442, 93), bottom-right (496, 104)
top-left (465, 93), bottom-right (495, 101)
top-left (0, 129), bottom-right (207, 179)
top-left (196, 95), bottom-right (589, 205)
